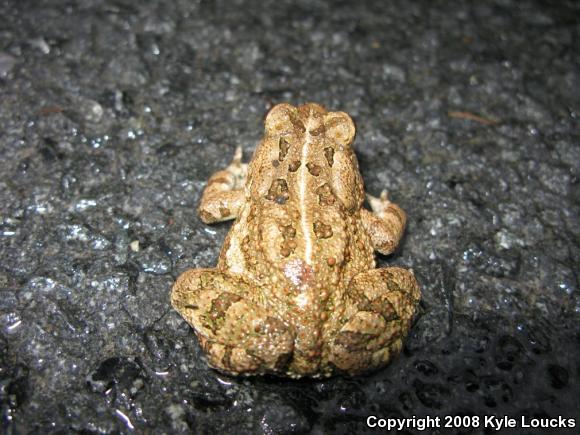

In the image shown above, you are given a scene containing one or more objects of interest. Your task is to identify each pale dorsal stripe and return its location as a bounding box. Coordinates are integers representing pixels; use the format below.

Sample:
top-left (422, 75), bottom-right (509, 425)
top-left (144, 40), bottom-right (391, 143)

top-left (300, 111), bottom-right (314, 264)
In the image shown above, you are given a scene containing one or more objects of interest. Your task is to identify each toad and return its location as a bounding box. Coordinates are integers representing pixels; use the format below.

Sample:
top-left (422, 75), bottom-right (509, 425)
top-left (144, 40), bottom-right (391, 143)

top-left (171, 103), bottom-right (420, 377)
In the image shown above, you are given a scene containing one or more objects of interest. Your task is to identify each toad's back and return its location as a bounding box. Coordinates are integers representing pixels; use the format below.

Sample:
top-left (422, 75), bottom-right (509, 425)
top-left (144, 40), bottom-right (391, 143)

top-left (215, 104), bottom-right (379, 373)
top-left (218, 103), bottom-right (376, 302)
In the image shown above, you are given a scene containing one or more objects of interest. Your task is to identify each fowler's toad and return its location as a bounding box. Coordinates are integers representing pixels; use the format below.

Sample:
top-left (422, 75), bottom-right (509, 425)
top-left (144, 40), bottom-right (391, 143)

top-left (171, 103), bottom-right (420, 377)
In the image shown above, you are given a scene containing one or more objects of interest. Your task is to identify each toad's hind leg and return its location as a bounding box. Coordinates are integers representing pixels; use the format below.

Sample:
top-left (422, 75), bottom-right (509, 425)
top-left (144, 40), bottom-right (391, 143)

top-left (329, 267), bottom-right (420, 375)
top-left (171, 268), bottom-right (295, 375)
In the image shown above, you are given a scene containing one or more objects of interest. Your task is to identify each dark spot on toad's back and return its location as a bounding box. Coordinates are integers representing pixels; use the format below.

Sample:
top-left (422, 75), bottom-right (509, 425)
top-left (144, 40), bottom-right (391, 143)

top-left (266, 178), bottom-right (290, 204)
top-left (306, 163), bottom-right (321, 176)
top-left (288, 160), bottom-right (301, 172)
top-left (324, 147), bottom-right (334, 166)
top-left (313, 220), bottom-right (333, 239)
top-left (279, 137), bottom-right (290, 160)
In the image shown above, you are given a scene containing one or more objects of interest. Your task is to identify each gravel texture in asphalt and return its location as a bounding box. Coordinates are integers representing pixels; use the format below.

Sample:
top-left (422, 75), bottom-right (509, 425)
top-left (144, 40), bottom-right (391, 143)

top-left (1, 0), bottom-right (579, 433)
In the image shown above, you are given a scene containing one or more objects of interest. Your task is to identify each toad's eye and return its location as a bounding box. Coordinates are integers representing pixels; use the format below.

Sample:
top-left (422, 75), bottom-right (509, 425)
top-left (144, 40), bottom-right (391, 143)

top-left (324, 112), bottom-right (355, 146)
top-left (265, 103), bottom-right (296, 135)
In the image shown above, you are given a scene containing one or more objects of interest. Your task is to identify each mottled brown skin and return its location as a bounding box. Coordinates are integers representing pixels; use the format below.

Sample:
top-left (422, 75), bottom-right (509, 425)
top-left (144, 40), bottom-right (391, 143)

top-left (171, 103), bottom-right (420, 378)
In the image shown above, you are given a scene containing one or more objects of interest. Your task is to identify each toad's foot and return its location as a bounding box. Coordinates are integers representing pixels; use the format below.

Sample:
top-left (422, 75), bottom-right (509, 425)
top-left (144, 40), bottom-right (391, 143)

top-left (171, 268), bottom-right (295, 375)
top-left (329, 267), bottom-right (420, 375)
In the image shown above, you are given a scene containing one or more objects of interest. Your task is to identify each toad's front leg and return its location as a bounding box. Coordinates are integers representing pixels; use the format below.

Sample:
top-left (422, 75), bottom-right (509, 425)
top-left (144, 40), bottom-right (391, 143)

top-left (361, 190), bottom-right (407, 255)
top-left (198, 146), bottom-right (248, 223)
top-left (171, 268), bottom-right (295, 375)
